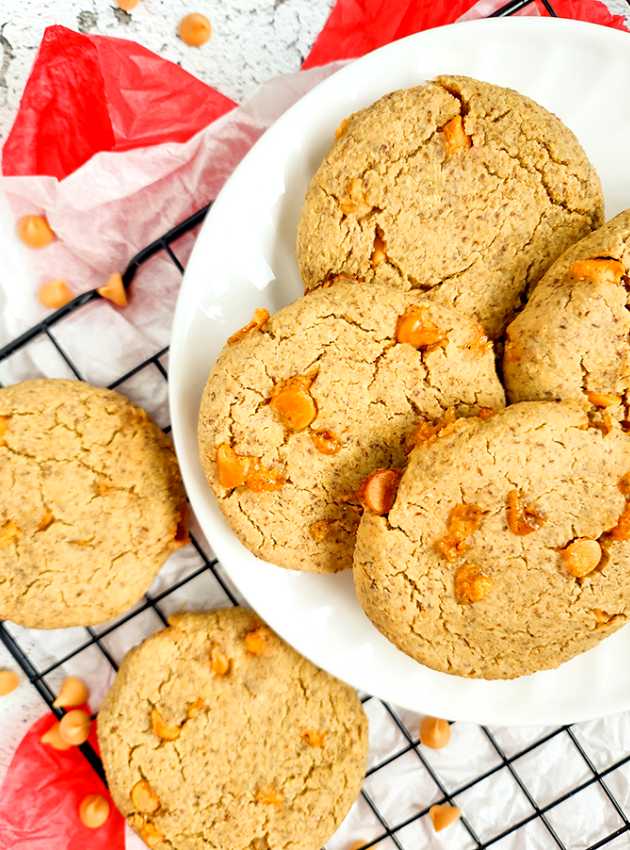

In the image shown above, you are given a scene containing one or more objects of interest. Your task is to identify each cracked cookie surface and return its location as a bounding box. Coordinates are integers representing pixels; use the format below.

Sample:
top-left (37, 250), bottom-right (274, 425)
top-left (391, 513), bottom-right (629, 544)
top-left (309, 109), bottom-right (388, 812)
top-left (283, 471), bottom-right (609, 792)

top-left (197, 280), bottom-right (504, 573)
top-left (353, 402), bottom-right (630, 679)
top-left (504, 210), bottom-right (630, 423)
top-left (297, 74), bottom-right (603, 338)
top-left (98, 607), bottom-right (368, 850)
top-left (0, 379), bottom-right (186, 628)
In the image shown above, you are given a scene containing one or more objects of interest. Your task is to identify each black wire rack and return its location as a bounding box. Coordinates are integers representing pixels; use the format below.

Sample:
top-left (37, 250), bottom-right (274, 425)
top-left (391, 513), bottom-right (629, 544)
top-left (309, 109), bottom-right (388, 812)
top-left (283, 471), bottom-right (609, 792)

top-left (3, 1), bottom-right (630, 847)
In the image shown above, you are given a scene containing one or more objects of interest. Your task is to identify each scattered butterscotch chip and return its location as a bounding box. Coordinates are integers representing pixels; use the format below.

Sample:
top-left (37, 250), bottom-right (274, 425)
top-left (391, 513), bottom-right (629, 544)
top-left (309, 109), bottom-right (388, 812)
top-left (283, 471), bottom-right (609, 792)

top-left (0, 415), bottom-right (10, 444)
top-left (406, 410), bottom-right (457, 452)
top-left (335, 117), bottom-right (350, 140)
top-left (419, 716), bottom-right (451, 749)
top-left (36, 508), bottom-right (54, 532)
top-left (396, 305), bottom-right (447, 349)
top-left (309, 519), bottom-right (333, 542)
top-left (569, 257), bottom-right (625, 286)
top-left (59, 708), bottom-right (91, 746)
top-left (0, 669), bottom-right (20, 696)
top-left (98, 272), bottom-right (127, 307)
top-left (435, 503), bottom-right (486, 561)
top-left (37, 279), bottom-right (73, 309)
top-left (371, 227), bottom-right (387, 267)
top-left (216, 443), bottom-right (251, 489)
top-left (478, 407), bottom-right (495, 420)
top-left (245, 626), bottom-right (272, 656)
top-left (255, 786), bottom-right (284, 806)
top-left (131, 779), bottom-right (161, 814)
top-left (228, 308), bottom-right (269, 345)
top-left (210, 647), bottom-right (231, 676)
top-left (79, 794), bottom-right (110, 829)
top-left (619, 473), bottom-right (630, 496)
top-left (117, 0), bottom-right (140, 10)
top-left (587, 390), bottom-right (621, 408)
top-left (592, 608), bottom-right (624, 629)
top-left (429, 803), bottom-right (461, 832)
top-left (610, 504), bottom-right (630, 540)
top-left (357, 468), bottom-right (401, 515)
top-left (464, 322), bottom-right (491, 356)
top-left (560, 538), bottom-right (602, 577)
top-left (40, 721), bottom-right (73, 750)
top-left (178, 12), bottom-right (212, 47)
top-left (311, 429), bottom-right (341, 455)
top-left (454, 564), bottom-right (493, 603)
top-left (0, 520), bottom-right (20, 548)
top-left (245, 464), bottom-right (286, 493)
top-left (151, 708), bottom-right (181, 741)
top-left (53, 676), bottom-right (89, 708)
top-left (186, 697), bottom-right (206, 719)
top-left (17, 214), bottom-right (56, 248)
top-left (442, 115), bottom-right (471, 157)
top-left (140, 820), bottom-right (164, 848)
top-left (302, 729), bottom-right (326, 748)
top-left (506, 489), bottom-right (544, 535)
top-left (270, 375), bottom-right (317, 431)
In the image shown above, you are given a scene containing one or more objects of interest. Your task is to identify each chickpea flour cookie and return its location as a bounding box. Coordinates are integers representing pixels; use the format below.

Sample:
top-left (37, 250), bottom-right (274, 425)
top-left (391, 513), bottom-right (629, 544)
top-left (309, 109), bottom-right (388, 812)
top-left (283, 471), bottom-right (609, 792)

top-left (198, 280), bottom-right (504, 573)
top-left (98, 607), bottom-right (368, 850)
top-left (297, 75), bottom-right (603, 337)
top-left (0, 379), bottom-right (187, 628)
top-left (354, 402), bottom-right (630, 679)
top-left (504, 210), bottom-right (630, 424)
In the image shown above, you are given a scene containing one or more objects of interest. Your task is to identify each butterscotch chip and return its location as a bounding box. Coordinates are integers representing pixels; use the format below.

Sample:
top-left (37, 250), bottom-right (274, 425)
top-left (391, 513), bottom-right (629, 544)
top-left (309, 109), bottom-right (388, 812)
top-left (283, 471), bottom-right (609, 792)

top-left (17, 214), bottom-right (56, 248)
top-left (79, 794), bottom-right (110, 829)
top-left (210, 647), bottom-right (230, 676)
top-left (244, 626), bottom-right (272, 656)
top-left (430, 804), bottom-right (461, 832)
top-left (619, 473), bottom-right (630, 495)
top-left (335, 117), bottom-right (350, 140)
top-left (506, 489), bottom-right (544, 535)
top-left (228, 308), bottom-right (269, 345)
top-left (0, 669), bottom-right (19, 696)
top-left (396, 306), bottom-right (446, 349)
top-left (357, 469), bottom-right (401, 515)
top-left (199, 281), bottom-right (504, 573)
top-left (308, 519), bottom-right (333, 542)
top-left (178, 12), bottom-right (212, 47)
top-left (98, 272), bottom-right (127, 307)
top-left (40, 721), bottom-right (73, 750)
top-left (59, 709), bottom-right (91, 745)
top-left (131, 780), bottom-right (160, 814)
top-left (0, 379), bottom-right (186, 629)
top-left (297, 75), bottom-right (603, 338)
top-left (419, 716), bottom-right (451, 749)
top-left (353, 402), bottom-right (630, 679)
top-left (38, 279), bottom-right (73, 309)
top-left (98, 608), bottom-right (368, 850)
top-left (187, 697), bottom-right (206, 719)
top-left (504, 211), bottom-right (630, 418)
top-left (151, 708), bottom-right (180, 741)
top-left (53, 676), bottom-right (89, 708)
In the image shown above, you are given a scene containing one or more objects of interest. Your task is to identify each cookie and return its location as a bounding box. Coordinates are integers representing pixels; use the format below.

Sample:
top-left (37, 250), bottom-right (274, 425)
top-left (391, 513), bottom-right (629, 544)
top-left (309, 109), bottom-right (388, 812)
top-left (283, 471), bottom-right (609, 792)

top-left (0, 379), bottom-right (186, 628)
top-left (198, 280), bottom-right (504, 573)
top-left (353, 402), bottom-right (630, 679)
top-left (98, 607), bottom-right (368, 850)
top-left (504, 210), bottom-right (630, 422)
top-left (297, 75), bottom-right (603, 337)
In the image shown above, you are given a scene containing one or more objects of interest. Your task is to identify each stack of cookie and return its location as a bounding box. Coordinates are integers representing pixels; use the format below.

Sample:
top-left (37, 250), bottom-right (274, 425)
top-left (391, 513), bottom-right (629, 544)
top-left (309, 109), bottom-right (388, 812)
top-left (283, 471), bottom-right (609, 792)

top-left (199, 75), bottom-right (630, 680)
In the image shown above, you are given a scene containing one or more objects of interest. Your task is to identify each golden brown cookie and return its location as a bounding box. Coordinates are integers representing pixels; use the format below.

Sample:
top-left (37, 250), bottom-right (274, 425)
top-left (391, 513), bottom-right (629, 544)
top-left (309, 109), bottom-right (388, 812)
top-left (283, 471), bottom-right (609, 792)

top-left (0, 379), bottom-right (186, 628)
top-left (98, 607), bottom-right (368, 850)
top-left (198, 280), bottom-right (504, 573)
top-left (297, 75), bottom-right (603, 337)
top-left (354, 402), bottom-right (630, 679)
top-left (504, 210), bottom-right (630, 423)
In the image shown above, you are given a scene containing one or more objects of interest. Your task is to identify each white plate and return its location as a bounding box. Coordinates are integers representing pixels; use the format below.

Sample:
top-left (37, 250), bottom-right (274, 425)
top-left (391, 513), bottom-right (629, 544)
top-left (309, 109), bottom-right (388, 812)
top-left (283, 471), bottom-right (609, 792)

top-left (169, 17), bottom-right (630, 726)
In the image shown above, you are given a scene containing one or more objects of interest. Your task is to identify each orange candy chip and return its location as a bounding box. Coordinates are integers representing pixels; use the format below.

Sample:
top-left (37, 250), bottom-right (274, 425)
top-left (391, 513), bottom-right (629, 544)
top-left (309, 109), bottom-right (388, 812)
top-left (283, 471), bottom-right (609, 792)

top-left (38, 280), bottom-right (73, 309)
top-left (569, 257), bottom-right (625, 286)
top-left (441, 115), bottom-right (471, 157)
top-left (215, 443), bottom-right (285, 492)
top-left (228, 308), bottom-right (269, 345)
top-left (98, 272), bottom-right (127, 307)
top-left (17, 214), bottom-right (56, 248)
top-left (311, 429), bottom-right (341, 455)
top-left (396, 306), bottom-right (447, 349)
top-left (270, 376), bottom-right (317, 431)
top-left (357, 468), bottom-right (401, 515)
top-left (435, 503), bottom-right (486, 561)
top-left (506, 489), bottom-right (544, 536)
top-left (611, 504), bottom-right (630, 541)
top-left (178, 13), bottom-right (212, 47)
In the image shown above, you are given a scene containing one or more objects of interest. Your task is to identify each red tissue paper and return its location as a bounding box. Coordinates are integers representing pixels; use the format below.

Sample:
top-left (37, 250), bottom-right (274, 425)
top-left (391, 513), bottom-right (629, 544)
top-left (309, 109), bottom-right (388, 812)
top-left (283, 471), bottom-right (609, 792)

top-left (304, 0), bottom-right (628, 68)
top-left (2, 25), bottom-right (236, 180)
top-left (0, 712), bottom-right (125, 850)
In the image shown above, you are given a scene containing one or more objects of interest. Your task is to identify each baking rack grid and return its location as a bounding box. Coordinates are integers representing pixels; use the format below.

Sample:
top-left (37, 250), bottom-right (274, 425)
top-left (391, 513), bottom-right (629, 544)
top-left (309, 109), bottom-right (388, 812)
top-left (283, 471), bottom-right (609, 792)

top-left (3, 1), bottom-right (630, 847)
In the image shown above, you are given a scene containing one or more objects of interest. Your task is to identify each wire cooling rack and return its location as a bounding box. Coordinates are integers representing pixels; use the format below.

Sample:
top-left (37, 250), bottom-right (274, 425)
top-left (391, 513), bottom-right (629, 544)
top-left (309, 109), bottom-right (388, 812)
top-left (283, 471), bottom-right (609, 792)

top-left (3, 1), bottom-right (630, 847)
